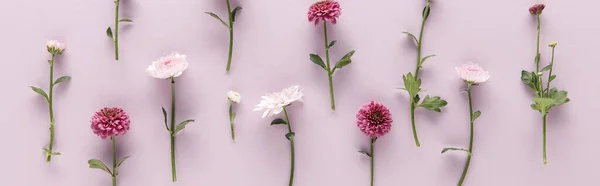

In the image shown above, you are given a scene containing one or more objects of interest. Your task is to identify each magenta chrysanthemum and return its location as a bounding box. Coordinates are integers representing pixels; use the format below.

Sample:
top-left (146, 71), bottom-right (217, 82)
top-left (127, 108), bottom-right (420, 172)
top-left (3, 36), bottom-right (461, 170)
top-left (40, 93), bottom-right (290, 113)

top-left (529, 4), bottom-right (545, 15)
top-left (308, 0), bottom-right (342, 25)
top-left (91, 107), bottom-right (131, 139)
top-left (357, 101), bottom-right (393, 138)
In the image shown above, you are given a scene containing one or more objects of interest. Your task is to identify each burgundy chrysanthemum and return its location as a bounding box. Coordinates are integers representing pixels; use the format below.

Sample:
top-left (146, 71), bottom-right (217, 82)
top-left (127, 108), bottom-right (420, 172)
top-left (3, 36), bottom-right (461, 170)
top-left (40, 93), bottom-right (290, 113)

top-left (529, 4), bottom-right (545, 15)
top-left (91, 107), bottom-right (131, 139)
top-left (357, 101), bottom-right (392, 138)
top-left (308, 0), bottom-right (342, 25)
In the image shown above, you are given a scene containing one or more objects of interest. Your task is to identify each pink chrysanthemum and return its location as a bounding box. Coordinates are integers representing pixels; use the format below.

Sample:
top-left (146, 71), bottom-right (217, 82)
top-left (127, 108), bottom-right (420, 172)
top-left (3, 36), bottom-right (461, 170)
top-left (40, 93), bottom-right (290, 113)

top-left (308, 0), bottom-right (342, 25)
top-left (91, 107), bottom-right (131, 139)
top-left (529, 4), bottom-right (545, 15)
top-left (357, 101), bottom-right (392, 138)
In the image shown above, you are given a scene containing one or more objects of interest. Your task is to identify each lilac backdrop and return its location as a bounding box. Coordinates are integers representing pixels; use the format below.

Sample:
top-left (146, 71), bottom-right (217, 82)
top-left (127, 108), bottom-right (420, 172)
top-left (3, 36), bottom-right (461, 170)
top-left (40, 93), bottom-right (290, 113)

top-left (2, 0), bottom-right (598, 185)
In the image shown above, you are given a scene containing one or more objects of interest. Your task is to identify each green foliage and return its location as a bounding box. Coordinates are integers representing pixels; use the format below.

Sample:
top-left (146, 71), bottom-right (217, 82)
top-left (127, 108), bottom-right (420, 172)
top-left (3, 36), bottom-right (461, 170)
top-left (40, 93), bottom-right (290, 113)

top-left (521, 70), bottom-right (539, 93)
top-left (418, 95), bottom-right (447, 112)
top-left (173, 119), bottom-right (195, 136)
top-left (285, 132), bottom-right (295, 141)
top-left (333, 50), bottom-right (355, 73)
top-left (88, 159), bottom-right (112, 175)
top-left (161, 107), bottom-right (169, 131)
top-left (402, 32), bottom-right (418, 45)
top-left (328, 40), bottom-right (337, 48)
top-left (205, 12), bottom-right (229, 28)
top-left (309, 54), bottom-right (326, 70)
top-left (358, 151), bottom-right (372, 158)
top-left (530, 88), bottom-right (570, 114)
top-left (401, 73), bottom-right (421, 99)
top-left (472, 110), bottom-right (481, 122)
top-left (30, 86), bottom-right (48, 101)
top-left (230, 6), bottom-right (242, 22)
top-left (441, 147), bottom-right (471, 155)
top-left (119, 19), bottom-right (133, 23)
top-left (53, 76), bottom-right (71, 86)
top-left (271, 118), bottom-right (287, 125)
top-left (419, 55), bottom-right (436, 68)
top-left (106, 27), bottom-right (113, 39)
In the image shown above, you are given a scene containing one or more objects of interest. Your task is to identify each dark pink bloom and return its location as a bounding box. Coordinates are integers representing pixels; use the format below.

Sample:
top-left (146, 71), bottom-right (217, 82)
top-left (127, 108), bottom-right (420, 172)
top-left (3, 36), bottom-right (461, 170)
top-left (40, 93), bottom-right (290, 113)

top-left (357, 101), bottom-right (392, 138)
top-left (308, 0), bottom-right (342, 25)
top-left (529, 4), bottom-right (545, 15)
top-left (91, 107), bottom-right (131, 139)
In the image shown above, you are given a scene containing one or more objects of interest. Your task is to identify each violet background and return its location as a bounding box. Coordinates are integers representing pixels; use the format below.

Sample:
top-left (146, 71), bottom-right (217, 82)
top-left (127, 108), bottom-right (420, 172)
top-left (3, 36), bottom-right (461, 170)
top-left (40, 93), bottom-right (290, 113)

top-left (1, 0), bottom-right (597, 185)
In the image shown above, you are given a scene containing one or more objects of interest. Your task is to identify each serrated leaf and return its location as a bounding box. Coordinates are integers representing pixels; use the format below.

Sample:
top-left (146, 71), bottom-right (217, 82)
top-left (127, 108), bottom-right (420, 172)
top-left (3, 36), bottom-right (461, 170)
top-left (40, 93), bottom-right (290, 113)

top-left (418, 95), bottom-right (447, 112)
top-left (358, 151), bottom-right (372, 157)
top-left (53, 76), bottom-right (71, 86)
top-left (173, 119), bottom-right (195, 135)
top-left (309, 54), bottom-right (326, 70)
top-left (88, 159), bottom-right (112, 175)
top-left (402, 73), bottom-right (422, 97)
top-left (419, 55), bottom-right (436, 67)
top-left (119, 19), bottom-right (133, 23)
top-left (205, 12), bottom-right (229, 28)
top-left (328, 40), bottom-right (337, 48)
top-left (161, 107), bottom-right (169, 131)
top-left (548, 88), bottom-right (570, 107)
top-left (549, 75), bottom-right (556, 82)
top-left (106, 27), bottom-right (113, 39)
top-left (271, 118), bottom-right (287, 125)
top-left (541, 64), bottom-right (552, 72)
top-left (402, 31), bottom-right (418, 45)
top-left (521, 70), bottom-right (538, 92)
top-left (285, 132), bottom-right (295, 141)
top-left (441, 147), bottom-right (470, 155)
top-left (230, 6), bottom-right (242, 22)
top-left (472, 110), bottom-right (481, 122)
top-left (116, 156), bottom-right (130, 168)
top-left (30, 86), bottom-right (48, 101)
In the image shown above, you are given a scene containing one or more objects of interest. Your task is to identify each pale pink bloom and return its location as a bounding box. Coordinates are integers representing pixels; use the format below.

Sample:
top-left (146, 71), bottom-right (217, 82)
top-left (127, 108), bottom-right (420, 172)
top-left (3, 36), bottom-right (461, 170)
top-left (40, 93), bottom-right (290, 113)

top-left (46, 40), bottom-right (65, 55)
top-left (308, 0), bottom-right (342, 25)
top-left (91, 107), bottom-right (131, 139)
top-left (455, 62), bottom-right (490, 84)
top-left (529, 4), bottom-right (545, 15)
top-left (357, 101), bottom-right (392, 139)
top-left (254, 85), bottom-right (304, 118)
top-left (146, 52), bottom-right (189, 79)
top-left (227, 90), bottom-right (241, 104)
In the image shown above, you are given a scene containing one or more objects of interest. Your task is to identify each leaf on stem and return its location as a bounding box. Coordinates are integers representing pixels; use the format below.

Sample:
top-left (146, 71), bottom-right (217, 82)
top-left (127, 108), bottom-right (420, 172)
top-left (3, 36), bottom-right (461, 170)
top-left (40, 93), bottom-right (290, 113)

top-left (549, 75), bottom-right (556, 82)
top-left (418, 95), bottom-right (447, 112)
top-left (173, 119), bottom-right (195, 136)
top-left (309, 54), bottom-right (326, 70)
top-left (116, 156), bottom-right (130, 168)
top-left (422, 5), bottom-right (431, 19)
top-left (521, 70), bottom-right (539, 92)
top-left (106, 27), bottom-right (113, 39)
top-left (285, 132), bottom-right (295, 141)
top-left (230, 6), bottom-right (242, 22)
top-left (88, 159), bottom-right (112, 175)
top-left (205, 12), bottom-right (229, 28)
top-left (541, 64), bottom-right (552, 72)
top-left (332, 50), bottom-right (355, 73)
top-left (419, 54), bottom-right (436, 67)
top-left (161, 107), bottom-right (169, 132)
top-left (472, 110), bottom-right (481, 122)
top-left (358, 151), bottom-right (372, 158)
top-left (53, 76), bottom-right (71, 86)
top-left (328, 40), bottom-right (337, 48)
top-left (30, 86), bottom-right (48, 101)
top-left (402, 32), bottom-right (418, 45)
top-left (401, 73), bottom-right (422, 97)
top-left (119, 18), bottom-right (133, 23)
top-left (271, 118), bottom-right (287, 125)
top-left (50, 152), bottom-right (61, 155)
top-left (441, 147), bottom-right (470, 155)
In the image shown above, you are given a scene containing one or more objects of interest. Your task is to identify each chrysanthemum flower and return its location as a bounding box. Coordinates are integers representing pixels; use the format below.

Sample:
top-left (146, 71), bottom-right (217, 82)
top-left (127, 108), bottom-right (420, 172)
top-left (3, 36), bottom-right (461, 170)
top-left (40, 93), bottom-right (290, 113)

top-left (227, 91), bottom-right (241, 104)
top-left (146, 52), bottom-right (189, 79)
top-left (357, 101), bottom-right (392, 138)
top-left (308, 0), bottom-right (342, 25)
top-left (254, 86), bottom-right (304, 118)
top-left (529, 4), bottom-right (545, 15)
top-left (46, 40), bottom-right (65, 55)
top-left (91, 107), bottom-right (131, 139)
top-left (455, 62), bottom-right (490, 84)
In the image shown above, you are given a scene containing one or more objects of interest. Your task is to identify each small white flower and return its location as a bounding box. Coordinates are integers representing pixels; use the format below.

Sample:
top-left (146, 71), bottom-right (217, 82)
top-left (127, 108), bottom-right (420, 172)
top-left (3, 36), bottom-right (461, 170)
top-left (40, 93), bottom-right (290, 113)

top-left (254, 85), bottom-right (304, 118)
top-left (46, 40), bottom-right (65, 55)
top-left (455, 62), bottom-right (490, 84)
top-left (227, 91), bottom-right (241, 104)
top-left (146, 52), bottom-right (189, 79)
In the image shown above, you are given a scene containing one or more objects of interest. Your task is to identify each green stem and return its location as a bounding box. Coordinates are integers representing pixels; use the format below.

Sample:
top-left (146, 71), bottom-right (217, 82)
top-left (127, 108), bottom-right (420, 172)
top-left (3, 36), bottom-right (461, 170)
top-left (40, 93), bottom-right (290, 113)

top-left (545, 47), bottom-right (555, 95)
top-left (458, 84), bottom-right (474, 186)
top-left (535, 15), bottom-right (542, 97)
top-left (370, 138), bottom-right (375, 186)
top-left (114, 0), bottom-right (120, 60)
top-left (229, 103), bottom-right (235, 141)
top-left (170, 77), bottom-right (177, 182)
top-left (410, 103), bottom-right (420, 147)
top-left (323, 21), bottom-right (335, 111)
top-left (225, 0), bottom-right (234, 72)
top-left (46, 54), bottom-right (55, 162)
top-left (283, 107), bottom-right (295, 186)
top-left (112, 136), bottom-right (117, 186)
top-left (543, 113), bottom-right (548, 165)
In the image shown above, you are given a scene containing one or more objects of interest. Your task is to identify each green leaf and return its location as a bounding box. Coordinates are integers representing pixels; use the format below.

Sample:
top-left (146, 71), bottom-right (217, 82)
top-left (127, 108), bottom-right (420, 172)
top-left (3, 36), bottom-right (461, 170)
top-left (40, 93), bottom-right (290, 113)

top-left (472, 110), bottom-right (481, 121)
top-left (521, 70), bottom-right (539, 92)
top-left (334, 58), bottom-right (351, 70)
top-left (50, 152), bottom-right (61, 155)
top-left (116, 156), bottom-right (130, 168)
top-left (271, 118), bottom-right (287, 125)
top-left (548, 88), bottom-right (570, 107)
top-left (549, 75), bottom-right (556, 82)
top-left (30, 86), bottom-right (48, 101)
top-left (106, 27), bottom-right (113, 39)
top-left (358, 151), bottom-right (372, 157)
top-left (535, 53), bottom-right (540, 63)
top-left (541, 64), bottom-right (552, 72)
top-left (42, 148), bottom-right (50, 153)
top-left (173, 119), bottom-right (195, 135)
top-left (441, 148), bottom-right (470, 155)
top-left (53, 76), bottom-right (71, 86)
top-left (340, 50), bottom-right (356, 60)
top-left (418, 95), bottom-right (447, 112)
top-left (422, 5), bottom-right (431, 19)
top-left (205, 12), bottom-right (229, 28)
top-left (161, 107), bottom-right (169, 131)
top-left (413, 94), bottom-right (421, 104)
top-left (119, 19), bottom-right (133, 23)
top-left (88, 159), bottom-right (112, 175)
top-left (285, 132), bottom-right (295, 141)
top-left (328, 40), bottom-right (337, 48)
top-left (230, 6), bottom-right (242, 22)
top-left (309, 54), bottom-right (326, 70)
top-left (401, 73), bottom-right (422, 104)
top-left (230, 112), bottom-right (237, 122)
top-left (531, 97), bottom-right (554, 113)
top-left (402, 31), bottom-right (418, 45)
top-left (419, 54), bottom-right (436, 67)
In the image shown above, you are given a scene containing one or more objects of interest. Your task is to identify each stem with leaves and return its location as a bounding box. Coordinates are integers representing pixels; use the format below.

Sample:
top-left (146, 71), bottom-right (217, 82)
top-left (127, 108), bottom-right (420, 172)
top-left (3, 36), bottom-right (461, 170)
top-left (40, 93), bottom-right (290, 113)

top-left (106, 0), bottom-right (133, 61)
top-left (457, 84), bottom-right (475, 186)
top-left (87, 136), bottom-right (130, 186)
top-left (111, 137), bottom-right (117, 186)
top-left (323, 22), bottom-right (335, 110)
top-left (283, 107), bottom-right (295, 186)
top-left (370, 138), bottom-right (376, 186)
top-left (205, 2), bottom-right (242, 72)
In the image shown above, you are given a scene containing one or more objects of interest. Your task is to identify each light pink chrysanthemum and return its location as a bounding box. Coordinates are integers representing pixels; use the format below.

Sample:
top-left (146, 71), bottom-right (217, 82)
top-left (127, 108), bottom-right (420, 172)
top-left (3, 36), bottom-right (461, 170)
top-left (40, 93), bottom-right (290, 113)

top-left (46, 40), bottom-right (66, 55)
top-left (91, 107), bottom-right (131, 139)
top-left (455, 62), bottom-right (490, 84)
top-left (357, 101), bottom-right (392, 139)
top-left (308, 0), bottom-right (342, 25)
top-left (529, 4), bottom-right (545, 15)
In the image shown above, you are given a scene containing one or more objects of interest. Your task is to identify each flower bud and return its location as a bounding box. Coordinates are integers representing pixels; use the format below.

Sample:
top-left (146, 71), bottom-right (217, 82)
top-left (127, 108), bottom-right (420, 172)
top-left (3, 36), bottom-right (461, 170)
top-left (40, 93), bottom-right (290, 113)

top-left (549, 41), bottom-right (557, 47)
top-left (46, 40), bottom-right (65, 55)
top-left (529, 4), bottom-right (545, 15)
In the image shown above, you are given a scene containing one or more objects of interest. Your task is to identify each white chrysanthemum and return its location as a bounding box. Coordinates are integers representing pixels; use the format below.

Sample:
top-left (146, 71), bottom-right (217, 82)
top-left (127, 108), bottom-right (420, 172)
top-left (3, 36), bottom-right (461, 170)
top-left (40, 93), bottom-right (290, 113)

top-left (254, 85), bottom-right (304, 118)
top-left (46, 40), bottom-right (65, 55)
top-left (455, 62), bottom-right (490, 84)
top-left (227, 91), bottom-right (241, 104)
top-left (146, 52), bottom-right (189, 79)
